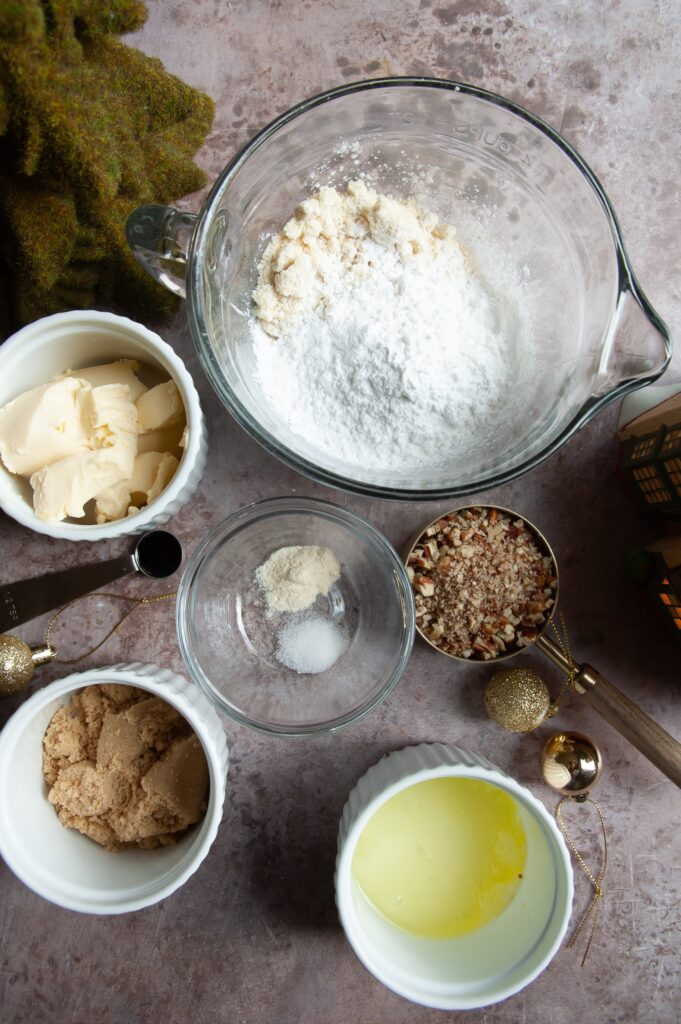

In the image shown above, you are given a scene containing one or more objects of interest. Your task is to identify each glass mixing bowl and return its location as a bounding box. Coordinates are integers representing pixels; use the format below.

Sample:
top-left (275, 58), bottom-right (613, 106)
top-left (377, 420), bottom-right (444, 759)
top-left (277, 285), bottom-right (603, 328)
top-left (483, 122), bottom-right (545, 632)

top-left (128, 78), bottom-right (671, 499)
top-left (175, 497), bottom-right (415, 736)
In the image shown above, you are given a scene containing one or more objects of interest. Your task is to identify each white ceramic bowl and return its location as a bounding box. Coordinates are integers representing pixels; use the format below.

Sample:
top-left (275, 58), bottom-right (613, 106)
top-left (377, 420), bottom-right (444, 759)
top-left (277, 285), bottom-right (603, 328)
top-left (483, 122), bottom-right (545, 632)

top-left (336, 743), bottom-right (573, 1010)
top-left (0, 663), bottom-right (228, 914)
top-left (0, 311), bottom-right (207, 540)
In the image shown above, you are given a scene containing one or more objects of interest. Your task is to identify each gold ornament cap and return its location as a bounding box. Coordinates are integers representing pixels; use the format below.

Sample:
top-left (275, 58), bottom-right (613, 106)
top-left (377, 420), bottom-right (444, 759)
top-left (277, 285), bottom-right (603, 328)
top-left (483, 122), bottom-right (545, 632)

top-left (0, 635), bottom-right (56, 696)
top-left (540, 731), bottom-right (603, 796)
top-left (484, 666), bottom-right (556, 732)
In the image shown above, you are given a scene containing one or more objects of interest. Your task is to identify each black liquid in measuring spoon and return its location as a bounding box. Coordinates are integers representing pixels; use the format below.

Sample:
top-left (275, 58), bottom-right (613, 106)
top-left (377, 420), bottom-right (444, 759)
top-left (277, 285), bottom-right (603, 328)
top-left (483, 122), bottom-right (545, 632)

top-left (135, 531), bottom-right (183, 578)
top-left (0, 531), bottom-right (183, 632)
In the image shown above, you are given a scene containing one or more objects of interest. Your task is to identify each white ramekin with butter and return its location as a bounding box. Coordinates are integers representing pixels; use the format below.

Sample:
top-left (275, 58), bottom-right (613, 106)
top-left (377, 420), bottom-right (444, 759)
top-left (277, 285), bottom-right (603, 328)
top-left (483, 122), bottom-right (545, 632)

top-left (0, 311), bottom-right (207, 540)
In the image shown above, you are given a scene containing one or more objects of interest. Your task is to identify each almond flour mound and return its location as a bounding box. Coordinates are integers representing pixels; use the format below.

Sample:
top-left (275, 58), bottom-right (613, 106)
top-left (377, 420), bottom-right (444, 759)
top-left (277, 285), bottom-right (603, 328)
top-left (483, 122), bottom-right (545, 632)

top-left (43, 684), bottom-right (209, 851)
top-left (253, 179), bottom-right (457, 337)
top-left (250, 181), bottom-right (530, 474)
top-left (255, 544), bottom-right (341, 613)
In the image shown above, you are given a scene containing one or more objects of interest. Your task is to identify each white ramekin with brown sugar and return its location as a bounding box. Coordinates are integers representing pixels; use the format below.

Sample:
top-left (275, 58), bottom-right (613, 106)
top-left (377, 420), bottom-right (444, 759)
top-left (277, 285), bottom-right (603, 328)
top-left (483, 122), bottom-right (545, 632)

top-left (0, 662), bottom-right (228, 914)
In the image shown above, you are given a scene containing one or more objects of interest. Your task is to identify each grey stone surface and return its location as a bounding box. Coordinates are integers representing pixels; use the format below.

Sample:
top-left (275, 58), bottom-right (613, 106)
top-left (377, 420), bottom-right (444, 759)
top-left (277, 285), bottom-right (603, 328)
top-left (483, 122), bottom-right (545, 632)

top-left (1, 1), bottom-right (680, 1021)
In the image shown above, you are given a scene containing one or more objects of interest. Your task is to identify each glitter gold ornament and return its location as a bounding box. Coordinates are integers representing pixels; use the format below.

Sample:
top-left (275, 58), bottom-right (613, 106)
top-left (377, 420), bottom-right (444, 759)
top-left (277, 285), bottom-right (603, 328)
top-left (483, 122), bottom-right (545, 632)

top-left (484, 667), bottom-right (558, 732)
top-left (0, 635), bottom-right (56, 696)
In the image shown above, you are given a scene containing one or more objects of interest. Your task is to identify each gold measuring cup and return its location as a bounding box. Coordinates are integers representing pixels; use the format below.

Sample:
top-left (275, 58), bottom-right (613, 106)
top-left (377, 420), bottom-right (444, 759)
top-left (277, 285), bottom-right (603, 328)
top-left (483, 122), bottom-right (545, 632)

top-left (406, 505), bottom-right (681, 789)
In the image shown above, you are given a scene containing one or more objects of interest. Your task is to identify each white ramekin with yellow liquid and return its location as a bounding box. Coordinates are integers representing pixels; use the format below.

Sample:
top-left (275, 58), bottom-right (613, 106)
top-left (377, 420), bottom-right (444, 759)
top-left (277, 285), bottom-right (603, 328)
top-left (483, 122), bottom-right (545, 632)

top-left (335, 743), bottom-right (573, 1010)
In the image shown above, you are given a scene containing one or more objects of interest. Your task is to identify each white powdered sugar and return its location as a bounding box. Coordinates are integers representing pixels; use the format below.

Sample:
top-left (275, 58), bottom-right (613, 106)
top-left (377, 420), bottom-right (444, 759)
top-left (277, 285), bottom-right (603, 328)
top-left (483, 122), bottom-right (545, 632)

top-left (250, 181), bottom-right (529, 472)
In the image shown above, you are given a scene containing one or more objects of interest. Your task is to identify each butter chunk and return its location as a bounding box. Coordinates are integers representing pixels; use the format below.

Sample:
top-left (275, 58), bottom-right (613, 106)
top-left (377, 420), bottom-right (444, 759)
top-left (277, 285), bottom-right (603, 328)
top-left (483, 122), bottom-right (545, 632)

top-left (31, 445), bottom-right (134, 522)
top-left (79, 383), bottom-right (138, 453)
top-left (128, 450), bottom-right (178, 505)
top-left (136, 381), bottom-right (184, 432)
top-left (94, 451), bottom-right (180, 524)
top-left (144, 451), bottom-right (179, 504)
top-left (93, 479), bottom-right (131, 524)
top-left (136, 419), bottom-right (185, 456)
top-left (0, 377), bottom-right (91, 476)
top-left (64, 360), bottom-right (147, 402)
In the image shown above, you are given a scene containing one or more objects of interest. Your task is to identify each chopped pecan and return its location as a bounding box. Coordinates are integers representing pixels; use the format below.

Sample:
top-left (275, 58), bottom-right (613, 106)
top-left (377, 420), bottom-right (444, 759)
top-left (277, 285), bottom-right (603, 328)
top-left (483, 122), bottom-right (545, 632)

top-left (408, 507), bottom-right (557, 660)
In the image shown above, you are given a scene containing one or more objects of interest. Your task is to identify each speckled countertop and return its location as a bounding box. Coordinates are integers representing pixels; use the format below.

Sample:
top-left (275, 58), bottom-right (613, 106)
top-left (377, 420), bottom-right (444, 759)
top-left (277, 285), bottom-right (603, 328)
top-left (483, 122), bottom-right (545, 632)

top-left (1, 2), bottom-right (680, 1022)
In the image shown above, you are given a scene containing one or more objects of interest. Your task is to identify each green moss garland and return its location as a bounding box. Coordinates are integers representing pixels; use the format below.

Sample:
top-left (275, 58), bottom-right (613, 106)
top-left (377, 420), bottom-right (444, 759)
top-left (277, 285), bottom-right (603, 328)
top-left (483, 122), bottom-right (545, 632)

top-left (0, 0), bottom-right (214, 326)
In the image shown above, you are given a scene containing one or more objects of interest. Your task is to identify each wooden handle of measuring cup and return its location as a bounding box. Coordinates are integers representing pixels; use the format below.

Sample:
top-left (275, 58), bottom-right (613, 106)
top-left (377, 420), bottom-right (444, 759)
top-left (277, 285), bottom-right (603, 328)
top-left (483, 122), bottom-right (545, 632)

top-left (536, 636), bottom-right (681, 788)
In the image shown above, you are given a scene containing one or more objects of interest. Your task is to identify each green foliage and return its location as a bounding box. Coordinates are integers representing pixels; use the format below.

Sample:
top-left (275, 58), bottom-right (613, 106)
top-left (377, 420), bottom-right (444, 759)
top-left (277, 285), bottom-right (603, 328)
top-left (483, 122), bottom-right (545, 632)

top-left (0, 0), bottom-right (214, 326)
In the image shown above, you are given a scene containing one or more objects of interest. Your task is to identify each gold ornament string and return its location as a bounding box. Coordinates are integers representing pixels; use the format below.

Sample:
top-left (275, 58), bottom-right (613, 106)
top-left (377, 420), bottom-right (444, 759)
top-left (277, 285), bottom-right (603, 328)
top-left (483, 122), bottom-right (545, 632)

top-left (549, 612), bottom-right (579, 709)
top-left (555, 795), bottom-right (608, 966)
top-left (44, 591), bottom-right (177, 664)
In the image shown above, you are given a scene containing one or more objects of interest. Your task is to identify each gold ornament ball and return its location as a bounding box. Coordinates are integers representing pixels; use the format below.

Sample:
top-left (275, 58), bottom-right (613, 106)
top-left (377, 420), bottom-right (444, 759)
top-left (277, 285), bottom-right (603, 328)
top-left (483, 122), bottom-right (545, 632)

top-left (0, 634), bottom-right (35, 696)
top-left (540, 731), bottom-right (603, 796)
top-left (484, 667), bottom-right (555, 732)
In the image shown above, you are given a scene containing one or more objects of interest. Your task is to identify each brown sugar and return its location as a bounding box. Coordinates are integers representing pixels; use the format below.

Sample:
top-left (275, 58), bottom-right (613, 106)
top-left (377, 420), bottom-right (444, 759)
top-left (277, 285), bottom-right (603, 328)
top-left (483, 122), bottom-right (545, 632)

top-left (43, 684), bottom-right (209, 851)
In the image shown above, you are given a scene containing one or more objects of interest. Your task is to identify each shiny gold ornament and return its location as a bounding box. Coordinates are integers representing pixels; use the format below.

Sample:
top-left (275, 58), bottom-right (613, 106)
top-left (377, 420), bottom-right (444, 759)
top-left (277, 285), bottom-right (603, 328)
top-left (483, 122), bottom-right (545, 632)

top-left (540, 731), bottom-right (603, 797)
top-left (484, 667), bottom-right (558, 732)
top-left (543, 731), bottom-right (606, 965)
top-left (0, 635), bottom-right (56, 696)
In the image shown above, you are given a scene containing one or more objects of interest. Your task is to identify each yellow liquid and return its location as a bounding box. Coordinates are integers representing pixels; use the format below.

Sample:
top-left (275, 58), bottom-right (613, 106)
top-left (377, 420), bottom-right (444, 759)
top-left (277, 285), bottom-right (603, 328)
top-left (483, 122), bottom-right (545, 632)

top-left (352, 777), bottom-right (527, 939)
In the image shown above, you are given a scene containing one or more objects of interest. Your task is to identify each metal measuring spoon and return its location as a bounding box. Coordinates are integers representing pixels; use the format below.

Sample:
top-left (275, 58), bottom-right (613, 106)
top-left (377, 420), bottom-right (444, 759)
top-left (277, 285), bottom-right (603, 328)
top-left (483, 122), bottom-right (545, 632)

top-left (0, 531), bottom-right (183, 632)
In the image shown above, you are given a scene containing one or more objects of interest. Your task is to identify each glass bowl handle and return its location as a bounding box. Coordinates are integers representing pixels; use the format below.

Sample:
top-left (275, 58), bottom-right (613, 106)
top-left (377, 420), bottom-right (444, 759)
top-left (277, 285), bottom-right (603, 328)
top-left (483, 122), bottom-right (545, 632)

top-left (125, 204), bottom-right (198, 300)
top-left (595, 278), bottom-right (671, 394)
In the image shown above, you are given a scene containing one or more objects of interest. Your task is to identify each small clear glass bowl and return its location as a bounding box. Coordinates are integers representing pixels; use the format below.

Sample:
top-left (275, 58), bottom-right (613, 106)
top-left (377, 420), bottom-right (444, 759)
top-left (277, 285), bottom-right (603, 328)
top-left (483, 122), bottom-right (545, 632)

top-left (176, 496), bottom-right (415, 737)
